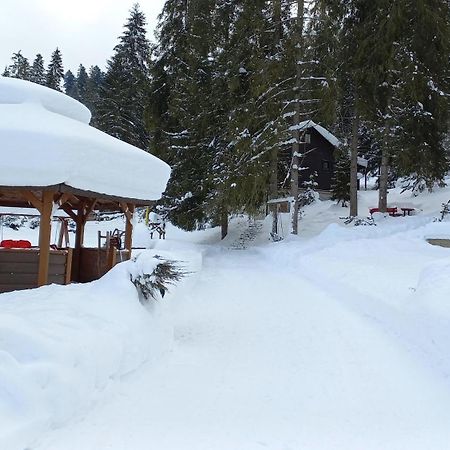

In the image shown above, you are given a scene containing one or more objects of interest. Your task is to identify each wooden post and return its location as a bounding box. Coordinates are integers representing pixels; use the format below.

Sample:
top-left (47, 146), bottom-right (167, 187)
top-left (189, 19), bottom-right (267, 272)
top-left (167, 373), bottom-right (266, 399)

top-left (106, 243), bottom-right (117, 271)
top-left (75, 213), bottom-right (85, 249)
top-left (124, 204), bottom-right (134, 260)
top-left (72, 207), bottom-right (86, 282)
top-left (65, 248), bottom-right (73, 285)
top-left (37, 191), bottom-right (54, 286)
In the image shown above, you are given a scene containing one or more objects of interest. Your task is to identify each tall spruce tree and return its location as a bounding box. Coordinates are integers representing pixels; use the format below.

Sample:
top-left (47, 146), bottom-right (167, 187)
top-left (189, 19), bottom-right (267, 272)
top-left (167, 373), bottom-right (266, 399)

top-left (76, 64), bottom-right (89, 104)
top-left (64, 70), bottom-right (78, 98)
top-left (86, 65), bottom-right (105, 126)
top-left (9, 51), bottom-right (31, 80)
top-left (46, 48), bottom-right (64, 91)
top-left (97, 3), bottom-right (150, 149)
top-left (148, 0), bottom-right (213, 231)
top-left (392, 0), bottom-right (450, 192)
top-left (30, 54), bottom-right (46, 85)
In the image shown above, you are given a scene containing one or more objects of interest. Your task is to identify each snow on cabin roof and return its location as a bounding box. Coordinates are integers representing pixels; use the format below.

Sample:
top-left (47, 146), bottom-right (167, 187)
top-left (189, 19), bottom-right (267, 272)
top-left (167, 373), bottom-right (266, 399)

top-left (0, 77), bottom-right (171, 202)
top-left (289, 120), bottom-right (341, 148)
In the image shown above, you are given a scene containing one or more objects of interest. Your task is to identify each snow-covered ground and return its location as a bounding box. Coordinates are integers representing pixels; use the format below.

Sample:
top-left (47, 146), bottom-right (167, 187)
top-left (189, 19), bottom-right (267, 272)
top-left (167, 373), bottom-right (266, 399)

top-left (2, 184), bottom-right (450, 449)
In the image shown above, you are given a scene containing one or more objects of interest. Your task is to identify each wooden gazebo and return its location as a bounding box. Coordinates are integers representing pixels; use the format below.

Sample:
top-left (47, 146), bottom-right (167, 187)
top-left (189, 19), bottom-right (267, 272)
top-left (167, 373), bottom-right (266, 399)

top-left (0, 77), bottom-right (170, 293)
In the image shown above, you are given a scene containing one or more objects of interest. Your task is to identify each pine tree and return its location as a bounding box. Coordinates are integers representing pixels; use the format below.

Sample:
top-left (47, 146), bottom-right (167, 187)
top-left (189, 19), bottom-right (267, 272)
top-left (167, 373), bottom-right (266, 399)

top-left (392, 0), bottom-right (450, 192)
top-left (46, 48), bottom-right (64, 91)
top-left (64, 70), bottom-right (78, 98)
top-left (76, 64), bottom-right (89, 104)
top-left (30, 54), bottom-right (46, 85)
top-left (86, 65), bottom-right (105, 126)
top-left (97, 3), bottom-right (150, 149)
top-left (331, 148), bottom-right (351, 206)
top-left (148, 0), bottom-right (214, 231)
top-left (347, 0), bottom-right (450, 203)
top-left (9, 51), bottom-right (31, 80)
top-left (2, 67), bottom-right (10, 77)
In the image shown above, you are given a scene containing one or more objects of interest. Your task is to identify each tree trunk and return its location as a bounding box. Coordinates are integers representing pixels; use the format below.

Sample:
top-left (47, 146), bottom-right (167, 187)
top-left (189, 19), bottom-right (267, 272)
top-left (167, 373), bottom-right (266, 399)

top-left (221, 207), bottom-right (228, 240)
top-left (379, 149), bottom-right (389, 212)
top-left (270, 148), bottom-right (279, 235)
top-left (378, 101), bottom-right (391, 212)
top-left (349, 106), bottom-right (359, 217)
top-left (291, 0), bottom-right (304, 235)
top-left (270, 0), bottom-right (282, 236)
top-left (291, 138), bottom-right (300, 234)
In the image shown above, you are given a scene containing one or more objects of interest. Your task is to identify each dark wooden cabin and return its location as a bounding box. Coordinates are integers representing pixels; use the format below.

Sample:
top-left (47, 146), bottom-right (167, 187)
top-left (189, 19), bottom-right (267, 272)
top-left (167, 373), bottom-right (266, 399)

top-left (296, 121), bottom-right (340, 192)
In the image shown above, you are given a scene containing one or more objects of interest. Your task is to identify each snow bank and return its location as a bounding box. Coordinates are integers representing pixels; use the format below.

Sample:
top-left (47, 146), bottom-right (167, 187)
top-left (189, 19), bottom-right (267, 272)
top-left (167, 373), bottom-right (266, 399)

top-left (0, 249), bottom-right (200, 450)
top-left (0, 77), bottom-right (170, 201)
top-left (415, 258), bottom-right (450, 319)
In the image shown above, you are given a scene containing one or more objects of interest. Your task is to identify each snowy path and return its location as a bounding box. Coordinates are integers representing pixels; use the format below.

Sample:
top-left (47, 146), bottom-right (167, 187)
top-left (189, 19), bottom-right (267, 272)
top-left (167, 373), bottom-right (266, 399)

top-left (32, 244), bottom-right (450, 449)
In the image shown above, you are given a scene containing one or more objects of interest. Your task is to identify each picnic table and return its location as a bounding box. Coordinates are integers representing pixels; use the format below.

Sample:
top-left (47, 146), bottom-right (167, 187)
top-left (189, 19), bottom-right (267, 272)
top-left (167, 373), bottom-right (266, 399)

top-left (400, 207), bottom-right (415, 216)
top-left (369, 207), bottom-right (401, 217)
top-left (369, 206), bottom-right (416, 217)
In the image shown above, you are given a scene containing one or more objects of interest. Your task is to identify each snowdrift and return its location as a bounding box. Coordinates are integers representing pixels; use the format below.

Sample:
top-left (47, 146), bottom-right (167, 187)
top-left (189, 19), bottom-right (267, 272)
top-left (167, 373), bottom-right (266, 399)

top-left (0, 249), bottom-right (200, 450)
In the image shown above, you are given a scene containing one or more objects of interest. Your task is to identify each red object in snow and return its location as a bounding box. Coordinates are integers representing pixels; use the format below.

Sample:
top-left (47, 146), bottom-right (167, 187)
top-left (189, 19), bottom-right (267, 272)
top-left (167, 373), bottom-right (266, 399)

top-left (0, 239), bottom-right (32, 248)
top-left (369, 207), bottom-right (399, 217)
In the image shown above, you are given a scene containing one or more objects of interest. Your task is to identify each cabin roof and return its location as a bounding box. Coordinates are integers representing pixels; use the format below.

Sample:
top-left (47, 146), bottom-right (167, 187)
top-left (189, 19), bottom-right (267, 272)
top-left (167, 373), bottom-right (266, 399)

top-left (290, 120), bottom-right (341, 148)
top-left (0, 77), bottom-right (170, 204)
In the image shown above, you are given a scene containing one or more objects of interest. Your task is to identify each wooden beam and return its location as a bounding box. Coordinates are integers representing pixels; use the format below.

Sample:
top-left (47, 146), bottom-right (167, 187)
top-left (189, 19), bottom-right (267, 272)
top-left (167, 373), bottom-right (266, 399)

top-left (37, 191), bottom-right (54, 286)
top-left (57, 192), bottom-right (72, 208)
top-left (23, 190), bottom-right (43, 213)
top-left (124, 204), bottom-right (135, 260)
top-left (0, 184), bottom-right (156, 208)
top-left (119, 202), bottom-right (133, 223)
top-left (82, 198), bottom-right (97, 221)
top-left (60, 204), bottom-right (78, 222)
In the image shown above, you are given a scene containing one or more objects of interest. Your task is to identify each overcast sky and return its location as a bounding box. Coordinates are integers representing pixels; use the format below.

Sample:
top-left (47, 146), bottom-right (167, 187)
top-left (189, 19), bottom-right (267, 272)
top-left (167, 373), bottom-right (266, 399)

top-left (0, 0), bottom-right (166, 73)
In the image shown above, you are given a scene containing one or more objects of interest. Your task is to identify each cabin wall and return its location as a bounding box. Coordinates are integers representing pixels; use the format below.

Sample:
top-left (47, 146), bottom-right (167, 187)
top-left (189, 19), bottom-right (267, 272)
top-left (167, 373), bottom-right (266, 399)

top-left (298, 130), bottom-right (335, 190)
top-left (0, 248), bottom-right (71, 293)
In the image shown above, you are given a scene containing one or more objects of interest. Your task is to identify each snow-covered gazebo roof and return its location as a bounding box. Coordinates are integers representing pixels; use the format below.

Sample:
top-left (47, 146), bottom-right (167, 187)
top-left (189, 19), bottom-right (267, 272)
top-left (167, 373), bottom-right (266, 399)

top-left (0, 77), bottom-right (170, 204)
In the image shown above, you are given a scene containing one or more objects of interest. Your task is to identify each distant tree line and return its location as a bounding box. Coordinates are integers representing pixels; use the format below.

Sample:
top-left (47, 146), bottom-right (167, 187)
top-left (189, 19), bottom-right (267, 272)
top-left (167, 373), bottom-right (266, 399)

top-left (3, 1), bottom-right (450, 236)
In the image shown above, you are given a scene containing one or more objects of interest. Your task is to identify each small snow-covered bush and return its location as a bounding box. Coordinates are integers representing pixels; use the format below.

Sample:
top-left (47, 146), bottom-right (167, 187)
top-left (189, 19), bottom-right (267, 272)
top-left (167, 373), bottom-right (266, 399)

top-left (129, 254), bottom-right (185, 303)
top-left (299, 173), bottom-right (319, 208)
top-left (341, 216), bottom-right (377, 226)
top-left (435, 200), bottom-right (450, 222)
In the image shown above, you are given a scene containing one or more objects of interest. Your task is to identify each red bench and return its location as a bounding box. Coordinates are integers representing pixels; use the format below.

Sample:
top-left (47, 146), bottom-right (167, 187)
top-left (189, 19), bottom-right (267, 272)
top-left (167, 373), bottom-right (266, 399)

top-left (0, 239), bottom-right (32, 248)
top-left (369, 207), bottom-right (401, 217)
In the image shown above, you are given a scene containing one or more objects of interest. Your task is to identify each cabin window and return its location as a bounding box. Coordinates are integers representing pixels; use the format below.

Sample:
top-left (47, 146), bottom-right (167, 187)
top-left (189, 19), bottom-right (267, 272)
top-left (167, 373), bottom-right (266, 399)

top-left (322, 160), bottom-right (331, 171)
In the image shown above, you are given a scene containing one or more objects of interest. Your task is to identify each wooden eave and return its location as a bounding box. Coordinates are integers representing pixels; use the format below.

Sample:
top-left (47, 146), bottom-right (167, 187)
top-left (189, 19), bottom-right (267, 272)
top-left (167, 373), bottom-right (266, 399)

top-left (0, 183), bottom-right (155, 211)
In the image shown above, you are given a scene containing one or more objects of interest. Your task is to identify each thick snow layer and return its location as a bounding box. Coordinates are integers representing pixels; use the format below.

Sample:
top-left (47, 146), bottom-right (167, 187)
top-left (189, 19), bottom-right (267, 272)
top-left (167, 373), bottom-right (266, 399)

top-left (29, 219), bottom-right (450, 450)
top-left (0, 249), bottom-right (200, 450)
top-left (3, 184), bottom-right (450, 449)
top-left (0, 77), bottom-right (170, 201)
top-left (0, 76), bottom-right (91, 124)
